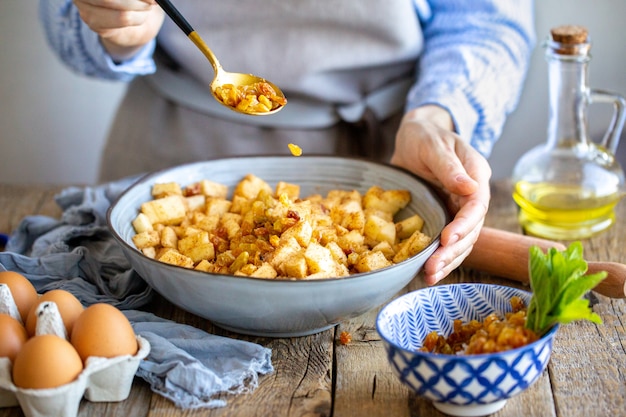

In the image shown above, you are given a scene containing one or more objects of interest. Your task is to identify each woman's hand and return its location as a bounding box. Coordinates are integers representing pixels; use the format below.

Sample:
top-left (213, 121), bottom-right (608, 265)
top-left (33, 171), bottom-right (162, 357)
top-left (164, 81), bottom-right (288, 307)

top-left (391, 105), bottom-right (492, 285)
top-left (72, 0), bottom-right (164, 61)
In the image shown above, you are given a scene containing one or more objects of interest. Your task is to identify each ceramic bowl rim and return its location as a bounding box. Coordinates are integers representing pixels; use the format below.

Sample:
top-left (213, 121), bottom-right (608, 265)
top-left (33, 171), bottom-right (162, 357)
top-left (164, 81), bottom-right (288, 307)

top-left (106, 155), bottom-right (449, 285)
top-left (376, 283), bottom-right (560, 360)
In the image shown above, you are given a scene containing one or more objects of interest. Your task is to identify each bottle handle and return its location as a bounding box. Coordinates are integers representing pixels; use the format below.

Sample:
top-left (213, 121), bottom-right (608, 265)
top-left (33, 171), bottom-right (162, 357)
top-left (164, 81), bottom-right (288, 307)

top-left (589, 89), bottom-right (626, 154)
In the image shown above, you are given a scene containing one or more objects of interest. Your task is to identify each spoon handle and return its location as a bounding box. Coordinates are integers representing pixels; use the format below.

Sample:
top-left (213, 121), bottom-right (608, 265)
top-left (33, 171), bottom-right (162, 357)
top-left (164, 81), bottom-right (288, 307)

top-left (154, 0), bottom-right (194, 36)
top-left (154, 0), bottom-right (220, 71)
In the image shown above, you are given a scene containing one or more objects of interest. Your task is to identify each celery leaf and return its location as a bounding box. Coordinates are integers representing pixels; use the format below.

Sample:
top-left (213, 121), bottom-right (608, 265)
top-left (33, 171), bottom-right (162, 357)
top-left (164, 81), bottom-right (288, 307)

top-left (525, 242), bottom-right (606, 336)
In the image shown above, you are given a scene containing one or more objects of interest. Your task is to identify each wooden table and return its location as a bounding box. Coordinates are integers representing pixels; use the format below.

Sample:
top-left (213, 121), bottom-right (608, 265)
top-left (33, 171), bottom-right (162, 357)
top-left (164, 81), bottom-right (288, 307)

top-left (1, 180), bottom-right (625, 417)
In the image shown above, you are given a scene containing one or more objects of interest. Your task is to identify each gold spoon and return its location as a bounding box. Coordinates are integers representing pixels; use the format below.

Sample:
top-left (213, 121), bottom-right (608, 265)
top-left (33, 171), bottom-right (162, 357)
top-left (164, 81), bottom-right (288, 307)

top-left (154, 0), bottom-right (286, 115)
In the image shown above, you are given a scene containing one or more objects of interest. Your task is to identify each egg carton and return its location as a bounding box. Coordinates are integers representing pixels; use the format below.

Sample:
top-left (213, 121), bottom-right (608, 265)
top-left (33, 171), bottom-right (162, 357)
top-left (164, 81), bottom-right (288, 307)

top-left (0, 335), bottom-right (150, 417)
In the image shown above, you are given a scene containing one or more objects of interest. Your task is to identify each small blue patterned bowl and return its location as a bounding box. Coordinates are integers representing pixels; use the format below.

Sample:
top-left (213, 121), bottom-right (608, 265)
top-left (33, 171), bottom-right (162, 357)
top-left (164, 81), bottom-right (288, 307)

top-left (376, 283), bottom-right (558, 417)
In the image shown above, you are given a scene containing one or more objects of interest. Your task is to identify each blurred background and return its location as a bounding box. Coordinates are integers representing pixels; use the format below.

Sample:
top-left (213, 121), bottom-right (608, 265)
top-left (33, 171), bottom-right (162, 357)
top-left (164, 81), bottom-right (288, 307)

top-left (1, 1), bottom-right (625, 185)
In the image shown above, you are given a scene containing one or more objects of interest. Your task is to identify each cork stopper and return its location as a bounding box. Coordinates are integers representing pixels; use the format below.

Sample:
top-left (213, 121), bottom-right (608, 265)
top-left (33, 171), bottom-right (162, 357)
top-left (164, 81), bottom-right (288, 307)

top-left (549, 25), bottom-right (589, 55)
top-left (550, 25), bottom-right (588, 44)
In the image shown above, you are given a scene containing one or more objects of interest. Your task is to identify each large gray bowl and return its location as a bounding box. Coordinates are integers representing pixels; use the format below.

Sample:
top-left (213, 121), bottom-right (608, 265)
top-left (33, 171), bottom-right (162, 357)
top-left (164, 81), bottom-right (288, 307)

top-left (107, 156), bottom-right (448, 337)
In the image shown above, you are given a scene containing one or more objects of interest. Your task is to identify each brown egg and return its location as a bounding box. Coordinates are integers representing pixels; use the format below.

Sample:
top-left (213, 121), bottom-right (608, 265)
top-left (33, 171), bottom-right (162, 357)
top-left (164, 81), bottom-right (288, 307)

top-left (0, 271), bottom-right (38, 323)
top-left (25, 289), bottom-right (84, 337)
top-left (70, 303), bottom-right (138, 363)
top-left (12, 334), bottom-right (83, 389)
top-left (0, 313), bottom-right (28, 361)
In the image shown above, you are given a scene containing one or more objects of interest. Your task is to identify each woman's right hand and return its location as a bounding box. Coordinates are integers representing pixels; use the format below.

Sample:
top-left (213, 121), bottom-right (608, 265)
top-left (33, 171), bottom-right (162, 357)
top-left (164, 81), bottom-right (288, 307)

top-left (72, 0), bottom-right (165, 61)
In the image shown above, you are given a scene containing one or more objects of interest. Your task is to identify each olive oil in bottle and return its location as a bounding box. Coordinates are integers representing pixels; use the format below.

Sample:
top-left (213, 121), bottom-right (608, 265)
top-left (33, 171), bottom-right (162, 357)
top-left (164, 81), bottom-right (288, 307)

top-left (511, 26), bottom-right (625, 240)
top-left (512, 181), bottom-right (621, 240)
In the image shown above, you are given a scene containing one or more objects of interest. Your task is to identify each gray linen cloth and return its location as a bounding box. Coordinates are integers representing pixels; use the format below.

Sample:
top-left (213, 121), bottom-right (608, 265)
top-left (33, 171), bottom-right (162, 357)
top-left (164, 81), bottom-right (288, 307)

top-left (0, 177), bottom-right (273, 409)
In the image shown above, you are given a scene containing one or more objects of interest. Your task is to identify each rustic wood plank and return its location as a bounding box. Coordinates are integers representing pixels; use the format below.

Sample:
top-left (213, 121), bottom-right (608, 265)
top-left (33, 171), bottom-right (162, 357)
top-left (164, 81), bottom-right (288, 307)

top-left (549, 321), bottom-right (626, 415)
top-left (0, 184), bottom-right (63, 234)
top-left (77, 381), bottom-right (153, 417)
top-left (231, 333), bottom-right (333, 417)
top-left (1, 180), bottom-right (625, 417)
top-left (334, 308), bottom-right (411, 417)
top-left (141, 293), bottom-right (334, 417)
top-left (0, 406), bottom-right (21, 417)
top-left (146, 332), bottom-right (333, 417)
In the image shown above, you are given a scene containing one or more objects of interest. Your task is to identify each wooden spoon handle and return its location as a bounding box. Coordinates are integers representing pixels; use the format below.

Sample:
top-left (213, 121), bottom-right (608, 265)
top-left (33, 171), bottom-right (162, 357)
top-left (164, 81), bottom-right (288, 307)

top-left (463, 227), bottom-right (626, 298)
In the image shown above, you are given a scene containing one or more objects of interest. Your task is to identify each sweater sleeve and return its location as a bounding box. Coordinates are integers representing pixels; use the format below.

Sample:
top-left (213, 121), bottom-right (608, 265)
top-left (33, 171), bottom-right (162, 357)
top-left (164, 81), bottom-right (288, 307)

top-left (408, 0), bottom-right (536, 157)
top-left (38, 0), bottom-right (157, 81)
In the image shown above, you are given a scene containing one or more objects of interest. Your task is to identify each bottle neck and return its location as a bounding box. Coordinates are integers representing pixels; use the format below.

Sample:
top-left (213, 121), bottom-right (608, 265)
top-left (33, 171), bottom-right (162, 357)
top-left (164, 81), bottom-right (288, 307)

top-left (546, 42), bottom-right (591, 148)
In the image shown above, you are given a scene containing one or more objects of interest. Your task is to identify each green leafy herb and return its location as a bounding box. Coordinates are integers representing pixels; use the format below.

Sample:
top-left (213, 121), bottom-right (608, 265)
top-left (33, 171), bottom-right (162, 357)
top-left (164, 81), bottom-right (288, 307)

top-left (525, 241), bottom-right (607, 336)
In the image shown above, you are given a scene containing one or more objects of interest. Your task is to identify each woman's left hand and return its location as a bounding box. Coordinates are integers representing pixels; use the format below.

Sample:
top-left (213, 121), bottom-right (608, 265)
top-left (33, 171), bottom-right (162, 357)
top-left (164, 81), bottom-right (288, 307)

top-left (391, 105), bottom-right (492, 285)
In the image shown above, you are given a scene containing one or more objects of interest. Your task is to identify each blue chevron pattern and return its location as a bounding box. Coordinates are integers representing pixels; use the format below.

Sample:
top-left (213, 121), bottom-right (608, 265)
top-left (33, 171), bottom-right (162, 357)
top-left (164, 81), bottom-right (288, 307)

top-left (377, 284), bottom-right (558, 409)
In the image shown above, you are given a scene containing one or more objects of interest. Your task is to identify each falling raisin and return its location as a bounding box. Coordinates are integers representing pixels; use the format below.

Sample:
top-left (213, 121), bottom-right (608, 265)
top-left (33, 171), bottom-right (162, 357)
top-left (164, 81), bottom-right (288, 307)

top-left (339, 331), bottom-right (352, 345)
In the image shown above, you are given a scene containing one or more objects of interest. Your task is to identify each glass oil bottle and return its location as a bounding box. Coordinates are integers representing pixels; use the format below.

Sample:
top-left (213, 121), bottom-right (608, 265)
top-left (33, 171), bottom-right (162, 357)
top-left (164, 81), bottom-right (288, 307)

top-left (512, 25), bottom-right (626, 240)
